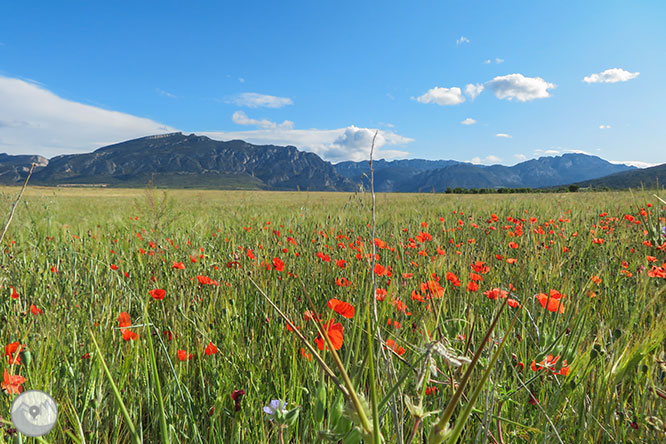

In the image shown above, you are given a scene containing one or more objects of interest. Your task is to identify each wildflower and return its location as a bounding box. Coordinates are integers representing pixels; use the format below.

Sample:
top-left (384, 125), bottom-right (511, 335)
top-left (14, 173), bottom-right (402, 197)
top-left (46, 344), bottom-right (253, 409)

top-left (272, 257), bottom-right (285, 272)
top-left (205, 342), bottom-right (218, 355)
top-left (536, 290), bottom-right (565, 314)
top-left (385, 339), bottom-right (405, 356)
top-left (483, 288), bottom-right (508, 300)
top-left (5, 342), bottom-right (24, 365)
top-left (118, 312), bottom-right (138, 341)
top-left (177, 350), bottom-right (194, 361)
top-left (315, 319), bottom-right (344, 351)
top-left (9, 287), bottom-right (19, 299)
top-left (231, 389), bottom-right (246, 411)
top-left (149, 289), bottom-right (166, 300)
top-left (197, 275), bottom-right (219, 286)
top-left (30, 304), bottom-right (43, 315)
top-left (1, 369), bottom-right (26, 394)
top-left (110, 264), bottom-right (119, 270)
top-left (172, 261), bottom-right (185, 269)
top-left (335, 277), bottom-right (352, 287)
top-left (263, 399), bottom-right (287, 419)
top-left (327, 298), bottom-right (355, 318)
top-left (530, 354), bottom-right (570, 376)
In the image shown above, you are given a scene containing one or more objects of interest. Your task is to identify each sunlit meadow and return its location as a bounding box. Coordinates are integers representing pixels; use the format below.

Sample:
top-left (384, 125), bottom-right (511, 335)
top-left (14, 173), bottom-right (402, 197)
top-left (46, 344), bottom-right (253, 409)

top-left (1, 186), bottom-right (665, 443)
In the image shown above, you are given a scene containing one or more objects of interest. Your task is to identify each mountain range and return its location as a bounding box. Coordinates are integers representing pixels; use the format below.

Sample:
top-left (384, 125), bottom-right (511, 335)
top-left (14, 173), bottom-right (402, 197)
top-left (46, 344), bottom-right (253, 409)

top-left (0, 132), bottom-right (658, 191)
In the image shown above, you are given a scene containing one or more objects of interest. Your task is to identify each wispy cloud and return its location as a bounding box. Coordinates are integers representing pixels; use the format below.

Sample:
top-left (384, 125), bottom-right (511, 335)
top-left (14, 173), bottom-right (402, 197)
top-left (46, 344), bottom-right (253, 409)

top-left (200, 125), bottom-right (413, 162)
top-left (464, 83), bottom-right (484, 100)
top-left (228, 92), bottom-right (293, 108)
top-left (232, 110), bottom-right (293, 130)
top-left (460, 118), bottom-right (477, 125)
top-left (415, 86), bottom-right (465, 105)
top-left (156, 88), bottom-right (177, 99)
top-left (495, 133), bottom-right (512, 138)
top-left (608, 160), bottom-right (656, 168)
top-left (599, 124), bottom-right (611, 129)
top-left (456, 36), bottom-right (470, 46)
top-left (486, 74), bottom-right (555, 102)
top-left (469, 155), bottom-right (501, 164)
top-left (495, 58), bottom-right (504, 64)
top-left (583, 68), bottom-right (639, 84)
top-left (0, 75), bottom-right (176, 157)
top-left (514, 153), bottom-right (527, 161)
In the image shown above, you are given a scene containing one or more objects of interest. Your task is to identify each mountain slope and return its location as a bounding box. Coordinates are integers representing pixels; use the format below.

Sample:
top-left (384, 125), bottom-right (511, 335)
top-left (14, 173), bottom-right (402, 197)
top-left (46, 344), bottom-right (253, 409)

top-left (0, 153), bottom-right (49, 183)
top-left (403, 153), bottom-right (635, 192)
top-left (576, 162), bottom-right (666, 189)
top-left (28, 133), bottom-right (356, 191)
top-left (333, 159), bottom-right (460, 192)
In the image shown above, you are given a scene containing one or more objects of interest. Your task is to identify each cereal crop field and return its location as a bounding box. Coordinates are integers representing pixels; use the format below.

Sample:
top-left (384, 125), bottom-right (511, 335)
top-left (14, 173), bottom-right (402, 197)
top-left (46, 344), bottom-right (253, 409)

top-left (1, 186), bottom-right (665, 443)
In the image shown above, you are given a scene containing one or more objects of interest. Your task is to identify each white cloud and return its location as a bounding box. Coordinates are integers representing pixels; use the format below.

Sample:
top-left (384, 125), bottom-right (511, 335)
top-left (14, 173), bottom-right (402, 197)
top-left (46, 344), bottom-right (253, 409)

top-left (583, 68), bottom-right (639, 84)
top-left (599, 124), bottom-right (611, 129)
top-left (514, 154), bottom-right (527, 161)
top-left (200, 125), bottom-right (412, 162)
top-left (416, 87), bottom-right (465, 105)
top-left (156, 88), bottom-right (177, 99)
top-left (456, 36), bottom-right (470, 46)
top-left (464, 83), bottom-right (484, 100)
top-left (486, 73), bottom-right (555, 102)
top-left (461, 118), bottom-right (477, 125)
top-left (0, 75), bottom-right (176, 157)
top-left (229, 92), bottom-right (293, 108)
top-left (232, 110), bottom-right (293, 130)
top-left (495, 58), bottom-right (504, 64)
top-left (608, 160), bottom-right (656, 168)
top-left (495, 133), bottom-right (512, 138)
top-left (238, 77), bottom-right (245, 83)
top-left (534, 149), bottom-right (561, 156)
top-left (469, 155), bottom-right (502, 165)
top-left (484, 59), bottom-right (491, 64)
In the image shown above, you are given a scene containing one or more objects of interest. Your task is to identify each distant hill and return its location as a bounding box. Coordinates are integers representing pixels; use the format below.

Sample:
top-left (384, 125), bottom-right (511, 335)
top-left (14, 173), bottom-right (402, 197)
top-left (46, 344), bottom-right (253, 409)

top-left (575, 162), bottom-right (666, 189)
top-left (18, 133), bottom-right (356, 191)
top-left (333, 159), bottom-right (460, 192)
top-left (0, 134), bottom-right (641, 191)
top-left (0, 153), bottom-right (49, 183)
top-left (398, 153), bottom-right (635, 192)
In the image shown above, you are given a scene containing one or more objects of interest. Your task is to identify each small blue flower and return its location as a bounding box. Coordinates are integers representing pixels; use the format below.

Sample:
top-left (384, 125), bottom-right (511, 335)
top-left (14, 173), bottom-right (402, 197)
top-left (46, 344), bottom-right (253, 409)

top-left (661, 226), bottom-right (666, 238)
top-left (263, 399), bottom-right (287, 418)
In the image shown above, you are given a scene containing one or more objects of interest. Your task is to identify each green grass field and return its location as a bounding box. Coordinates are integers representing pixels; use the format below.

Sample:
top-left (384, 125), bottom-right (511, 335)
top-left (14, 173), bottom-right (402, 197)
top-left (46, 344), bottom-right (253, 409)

top-left (1, 186), bottom-right (665, 443)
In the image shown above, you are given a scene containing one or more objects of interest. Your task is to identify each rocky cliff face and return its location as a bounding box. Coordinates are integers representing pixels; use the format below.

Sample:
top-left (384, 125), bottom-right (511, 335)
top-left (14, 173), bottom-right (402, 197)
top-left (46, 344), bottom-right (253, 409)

top-left (23, 133), bottom-right (356, 190)
top-left (0, 135), bottom-right (639, 191)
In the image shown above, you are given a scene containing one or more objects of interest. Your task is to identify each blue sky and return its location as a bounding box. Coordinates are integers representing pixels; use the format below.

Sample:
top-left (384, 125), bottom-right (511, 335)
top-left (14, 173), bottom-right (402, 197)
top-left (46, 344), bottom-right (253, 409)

top-left (0, 1), bottom-right (663, 166)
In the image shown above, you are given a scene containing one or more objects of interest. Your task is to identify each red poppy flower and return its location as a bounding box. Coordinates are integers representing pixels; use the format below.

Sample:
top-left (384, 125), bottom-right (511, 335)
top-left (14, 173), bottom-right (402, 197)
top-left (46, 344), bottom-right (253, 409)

top-left (197, 275), bottom-right (219, 286)
top-left (385, 339), bottom-right (406, 356)
top-left (484, 288), bottom-right (509, 300)
top-left (110, 264), bottom-right (119, 270)
top-left (315, 319), bottom-right (344, 351)
top-left (2, 369), bottom-right (26, 394)
top-left (205, 342), bottom-right (218, 355)
top-left (30, 304), bottom-right (43, 315)
top-left (177, 350), bottom-right (194, 361)
top-left (149, 289), bottom-right (166, 300)
top-left (327, 298), bottom-right (355, 319)
top-left (467, 281), bottom-right (479, 292)
top-left (535, 290), bottom-right (565, 314)
top-left (172, 261), bottom-right (185, 269)
top-left (9, 286), bottom-right (19, 299)
top-left (272, 257), bottom-right (285, 272)
top-left (336, 259), bottom-right (346, 268)
top-left (118, 312), bottom-right (138, 341)
top-left (5, 342), bottom-right (24, 365)
top-left (335, 277), bottom-right (352, 287)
